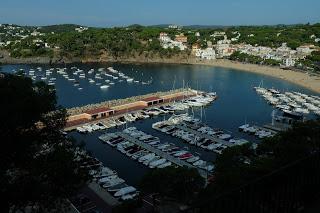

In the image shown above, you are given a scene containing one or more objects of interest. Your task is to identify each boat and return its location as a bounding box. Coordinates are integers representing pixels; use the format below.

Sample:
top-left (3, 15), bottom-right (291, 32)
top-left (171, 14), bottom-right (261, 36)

top-left (186, 156), bottom-right (200, 163)
top-left (238, 124), bottom-right (249, 131)
top-left (100, 85), bottom-right (109, 89)
top-left (102, 178), bottom-right (125, 188)
top-left (114, 186), bottom-right (137, 197)
top-left (149, 158), bottom-right (166, 168)
top-left (157, 161), bottom-right (172, 168)
top-left (138, 153), bottom-right (155, 163)
top-left (121, 192), bottom-right (139, 201)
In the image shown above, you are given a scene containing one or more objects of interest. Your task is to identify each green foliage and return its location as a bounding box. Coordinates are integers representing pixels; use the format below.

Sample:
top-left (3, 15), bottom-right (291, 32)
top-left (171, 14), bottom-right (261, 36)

top-left (0, 73), bottom-right (89, 212)
top-left (112, 199), bottom-right (143, 213)
top-left (140, 166), bottom-right (205, 202)
top-left (201, 119), bottom-right (320, 199)
top-left (229, 51), bottom-right (264, 64)
top-left (2, 23), bottom-right (320, 60)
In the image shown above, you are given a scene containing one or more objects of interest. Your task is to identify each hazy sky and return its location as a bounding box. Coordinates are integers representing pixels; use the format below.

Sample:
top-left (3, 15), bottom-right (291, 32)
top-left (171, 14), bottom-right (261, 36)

top-left (0, 0), bottom-right (319, 27)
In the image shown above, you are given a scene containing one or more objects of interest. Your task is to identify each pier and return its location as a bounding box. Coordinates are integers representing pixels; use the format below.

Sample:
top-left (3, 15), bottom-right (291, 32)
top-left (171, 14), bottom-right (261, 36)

top-left (176, 124), bottom-right (234, 147)
top-left (64, 88), bottom-right (200, 131)
top-left (101, 132), bottom-right (209, 179)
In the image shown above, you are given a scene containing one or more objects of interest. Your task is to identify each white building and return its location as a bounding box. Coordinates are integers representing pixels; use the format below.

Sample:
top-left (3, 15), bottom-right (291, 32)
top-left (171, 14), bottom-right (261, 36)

top-left (296, 46), bottom-right (313, 55)
top-left (30, 31), bottom-right (41, 36)
top-left (283, 57), bottom-right (296, 67)
top-left (195, 32), bottom-right (200, 37)
top-left (159, 32), bottom-right (171, 43)
top-left (75, 27), bottom-right (88, 33)
top-left (196, 47), bottom-right (216, 60)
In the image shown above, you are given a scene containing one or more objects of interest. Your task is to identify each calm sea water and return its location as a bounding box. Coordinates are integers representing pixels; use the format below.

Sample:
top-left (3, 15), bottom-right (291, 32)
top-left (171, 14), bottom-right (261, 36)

top-left (1, 62), bottom-right (318, 185)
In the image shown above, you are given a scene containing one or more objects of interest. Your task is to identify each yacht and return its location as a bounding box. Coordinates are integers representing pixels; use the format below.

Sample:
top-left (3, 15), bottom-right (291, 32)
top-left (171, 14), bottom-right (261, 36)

top-left (102, 178), bottom-right (125, 188)
top-left (114, 186), bottom-right (137, 197)
top-left (100, 85), bottom-right (109, 89)
top-left (149, 158), bottom-right (166, 168)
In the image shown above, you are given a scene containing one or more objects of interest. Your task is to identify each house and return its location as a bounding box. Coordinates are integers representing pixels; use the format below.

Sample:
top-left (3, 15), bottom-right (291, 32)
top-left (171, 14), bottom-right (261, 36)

top-left (159, 32), bottom-right (171, 43)
top-left (175, 33), bottom-right (188, 43)
top-left (210, 31), bottom-right (225, 37)
top-left (168, 24), bottom-right (179, 29)
top-left (191, 43), bottom-right (201, 54)
top-left (283, 57), bottom-right (296, 67)
top-left (75, 26), bottom-right (88, 33)
top-left (30, 31), bottom-right (41, 36)
top-left (195, 32), bottom-right (200, 37)
top-left (296, 45), bottom-right (314, 55)
top-left (200, 48), bottom-right (216, 60)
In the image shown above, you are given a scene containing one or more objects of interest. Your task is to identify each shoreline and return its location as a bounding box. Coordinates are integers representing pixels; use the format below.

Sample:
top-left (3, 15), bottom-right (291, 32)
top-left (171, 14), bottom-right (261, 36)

top-left (1, 52), bottom-right (319, 94)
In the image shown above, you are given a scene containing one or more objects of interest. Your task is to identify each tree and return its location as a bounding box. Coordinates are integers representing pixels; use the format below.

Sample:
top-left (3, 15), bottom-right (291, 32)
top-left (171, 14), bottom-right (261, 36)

top-left (200, 120), bottom-right (320, 201)
top-left (140, 166), bottom-right (205, 203)
top-left (0, 73), bottom-right (89, 212)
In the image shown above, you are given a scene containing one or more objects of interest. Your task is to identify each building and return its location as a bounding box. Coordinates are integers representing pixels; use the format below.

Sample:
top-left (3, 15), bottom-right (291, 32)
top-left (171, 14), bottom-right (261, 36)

top-left (84, 107), bottom-right (115, 119)
top-left (283, 57), bottom-right (296, 67)
top-left (200, 48), bottom-right (216, 60)
top-left (210, 31), bottom-right (226, 38)
top-left (191, 43), bottom-right (201, 54)
top-left (168, 24), bottom-right (179, 29)
top-left (175, 33), bottom-right (188, 43)
top-left (159, 32), bottom-right (171, 43)
top-left (141, 96), bottom-right (164, 106)
top-left (296, 45), bottom-right (314, 55)
top-left (195, 47), bottom-right (216, 60)
top-left (195, 32), bottom-right (200, 37)
top-left (75, 26), bottom-right (88, 33)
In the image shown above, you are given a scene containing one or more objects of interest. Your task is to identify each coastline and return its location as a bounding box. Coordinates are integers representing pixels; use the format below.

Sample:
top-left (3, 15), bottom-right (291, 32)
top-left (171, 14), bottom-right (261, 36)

top-left (1, 51), bottom-right (319, 94)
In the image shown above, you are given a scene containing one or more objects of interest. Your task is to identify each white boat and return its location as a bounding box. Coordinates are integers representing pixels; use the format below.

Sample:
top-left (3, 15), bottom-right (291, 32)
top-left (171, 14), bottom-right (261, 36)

top-left (238, 124), bottom-right (249, 131)
top-left (76, 126), bottom-right (87, 133)
top-left (157, 161), bottom-right (172, 168)
top-left (143, 156), bottom-right (160, 166)
top-left (126, 78), bottom-right (134, 82)
top-left (102, 178), bottom-right (125, 188)
top-left (186, 156), bottom-right (200, 163)
top-left (121, 192), bottom-right (138, 201)
top-left (100, 85), bottom-right (109, 89)
top-left (149, 158), bottom-right (166, 168)
top-left (98, 175), bottom-right (118, 184)
top-left (114, 186), bottom-right (136, 197)
top-left (138, 153), bottom-right (155, 163)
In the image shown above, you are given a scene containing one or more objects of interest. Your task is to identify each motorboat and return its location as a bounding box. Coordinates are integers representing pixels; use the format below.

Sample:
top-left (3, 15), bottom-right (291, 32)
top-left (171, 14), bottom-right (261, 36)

top-left (114, 186), bottom-right (137, 197)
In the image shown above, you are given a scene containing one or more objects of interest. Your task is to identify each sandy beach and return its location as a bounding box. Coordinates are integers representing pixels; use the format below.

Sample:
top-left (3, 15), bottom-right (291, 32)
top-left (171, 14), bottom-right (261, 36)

top-left (190, 59), bottom-right (320, 94)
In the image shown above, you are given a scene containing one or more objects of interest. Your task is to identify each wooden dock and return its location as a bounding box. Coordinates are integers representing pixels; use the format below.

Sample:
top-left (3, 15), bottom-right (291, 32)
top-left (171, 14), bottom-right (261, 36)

top-left (176, 124), bottom-right (234, 147)
top-left (103, 132), bottom-right (209, 179)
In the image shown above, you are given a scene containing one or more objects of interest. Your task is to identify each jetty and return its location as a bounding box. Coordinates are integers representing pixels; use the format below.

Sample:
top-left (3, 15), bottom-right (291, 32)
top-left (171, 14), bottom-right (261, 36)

top-left (176, 124), bottom-right (234, 147)
top-left (100, 131), bottom-right (210, 179)
top-left (65, 88), bottom-right (200, 131)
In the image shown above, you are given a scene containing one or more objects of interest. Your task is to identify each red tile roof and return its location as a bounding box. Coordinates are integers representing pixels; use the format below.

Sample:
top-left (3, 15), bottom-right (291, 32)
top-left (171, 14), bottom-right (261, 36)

top-left (85, 107), bottom-right (114, 115)
top-left (141, 96), bottom-right (163, 102)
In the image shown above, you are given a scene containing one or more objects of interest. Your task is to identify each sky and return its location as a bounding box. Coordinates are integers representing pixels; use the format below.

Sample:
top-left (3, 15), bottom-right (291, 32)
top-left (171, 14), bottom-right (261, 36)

top-left (0, 0), bottom-right (319, 27)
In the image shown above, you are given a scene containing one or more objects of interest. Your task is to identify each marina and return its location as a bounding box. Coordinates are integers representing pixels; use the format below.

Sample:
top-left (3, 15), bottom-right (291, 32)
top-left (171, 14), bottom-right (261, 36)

top-left (99, 128), bottom-right (213, 179)
top-left (2, 63), bottom-right (320, 187)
